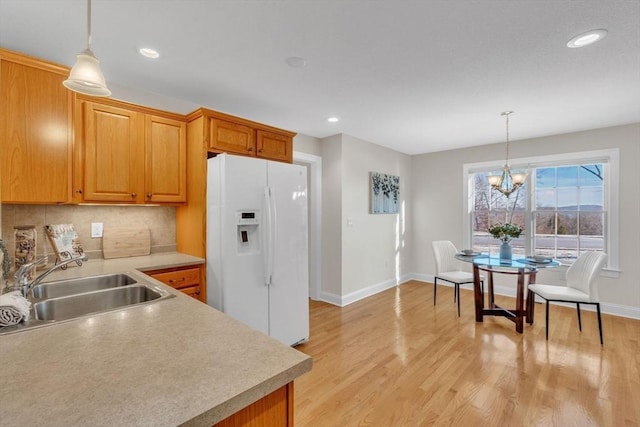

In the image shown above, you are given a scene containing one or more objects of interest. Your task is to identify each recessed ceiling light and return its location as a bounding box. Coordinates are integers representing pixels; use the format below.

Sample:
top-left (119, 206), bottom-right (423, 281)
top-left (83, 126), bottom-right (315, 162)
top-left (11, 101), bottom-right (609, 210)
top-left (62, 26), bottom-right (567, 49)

top-left (566, 29), bottom-right (608, 48)
top-left (139, 47), bottom-right (160, 59)
top-left (327, 117), bottom-right (339, 123)
top-left (285, 56), bottom-right (307, 68)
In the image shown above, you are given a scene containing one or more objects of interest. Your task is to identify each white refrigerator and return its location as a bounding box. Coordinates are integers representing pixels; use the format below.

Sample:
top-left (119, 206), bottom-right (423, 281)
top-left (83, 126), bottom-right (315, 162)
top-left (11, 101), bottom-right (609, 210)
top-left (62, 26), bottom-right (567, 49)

top-left (206, 153), bottom-right (309, 346)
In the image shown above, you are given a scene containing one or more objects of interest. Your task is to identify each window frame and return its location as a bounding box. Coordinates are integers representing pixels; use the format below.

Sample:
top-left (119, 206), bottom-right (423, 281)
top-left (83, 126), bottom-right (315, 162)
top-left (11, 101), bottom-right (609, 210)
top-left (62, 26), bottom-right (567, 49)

top-left (463, 148), bottom-right (620, 277)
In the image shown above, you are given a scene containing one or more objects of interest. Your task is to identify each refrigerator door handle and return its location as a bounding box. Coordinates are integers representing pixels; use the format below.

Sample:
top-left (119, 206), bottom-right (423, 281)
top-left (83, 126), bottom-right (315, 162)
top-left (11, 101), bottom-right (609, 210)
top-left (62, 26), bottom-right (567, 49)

top-left (269, 185), bottom-right (277, 283)
top-left (262, 186), bottom-right (274, 286)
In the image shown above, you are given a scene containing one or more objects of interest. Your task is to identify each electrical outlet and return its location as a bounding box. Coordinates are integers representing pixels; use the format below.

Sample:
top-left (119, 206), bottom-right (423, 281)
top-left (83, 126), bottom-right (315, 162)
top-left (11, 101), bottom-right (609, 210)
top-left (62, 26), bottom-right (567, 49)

top-left (91, 222), bottom-right (104, 238)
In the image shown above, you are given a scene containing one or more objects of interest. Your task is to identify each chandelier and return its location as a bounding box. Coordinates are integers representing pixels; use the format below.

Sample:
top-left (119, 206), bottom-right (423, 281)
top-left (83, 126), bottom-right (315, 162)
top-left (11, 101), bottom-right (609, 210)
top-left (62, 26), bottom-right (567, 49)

top-left (487, 111), bottom-right (526, 198)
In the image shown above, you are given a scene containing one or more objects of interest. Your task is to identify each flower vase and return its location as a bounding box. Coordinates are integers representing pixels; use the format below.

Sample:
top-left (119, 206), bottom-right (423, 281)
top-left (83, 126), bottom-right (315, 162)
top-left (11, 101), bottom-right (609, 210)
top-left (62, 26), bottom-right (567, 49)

top-left (499, 241), bottom-right (512, 262)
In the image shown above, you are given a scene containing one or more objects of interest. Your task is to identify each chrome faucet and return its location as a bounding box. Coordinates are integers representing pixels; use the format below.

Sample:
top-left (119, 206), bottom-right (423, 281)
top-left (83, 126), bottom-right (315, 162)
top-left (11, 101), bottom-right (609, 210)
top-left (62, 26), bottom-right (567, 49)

top-left (15, 255), bottom-right (89, 298)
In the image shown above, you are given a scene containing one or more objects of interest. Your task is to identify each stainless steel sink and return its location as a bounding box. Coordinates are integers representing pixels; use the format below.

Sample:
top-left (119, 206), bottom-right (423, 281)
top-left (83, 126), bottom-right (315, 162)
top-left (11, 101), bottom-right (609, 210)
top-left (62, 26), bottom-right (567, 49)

top-left (0, 273), bottom-right (174, 335)
top-left (32, 273), bottom-right (138, 299)
top-left (34, 284), bottom-right (169, 321)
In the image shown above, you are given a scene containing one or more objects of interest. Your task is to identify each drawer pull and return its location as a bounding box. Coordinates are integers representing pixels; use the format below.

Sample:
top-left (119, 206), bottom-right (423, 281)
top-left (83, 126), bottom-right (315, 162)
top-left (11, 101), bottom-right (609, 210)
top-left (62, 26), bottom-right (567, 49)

top-left (169, 277), bottom-right (186, 284)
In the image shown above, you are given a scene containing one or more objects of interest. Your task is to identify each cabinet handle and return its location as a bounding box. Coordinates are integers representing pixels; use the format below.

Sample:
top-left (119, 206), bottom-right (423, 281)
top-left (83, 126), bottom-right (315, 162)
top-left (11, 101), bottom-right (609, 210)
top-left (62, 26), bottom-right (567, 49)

top-left (75, 189), bottom-right (83, 194)
top-left (247, 147), bottom-right (253, 152)
top-left (258, 149), bottom-right (263, 153)
top-left (169, 277), bottom-right (186, 284)
top-left (131, 193), bottom-right (137, 198)
top-left (146, 192), bottom-right (152, 199)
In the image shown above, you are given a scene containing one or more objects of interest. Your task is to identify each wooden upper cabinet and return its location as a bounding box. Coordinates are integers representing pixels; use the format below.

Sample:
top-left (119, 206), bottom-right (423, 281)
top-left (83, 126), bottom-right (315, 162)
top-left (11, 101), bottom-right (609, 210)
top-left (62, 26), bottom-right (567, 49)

top-left (0, 49), bottom-right (72, 203)
top-left (145, 115), bottom-right (186, 203)
top-left (75, 96), bottom-right (187, 205)
top-left (208, 118), bottom-right (255, 156)
top-left (79, 101), bottom-right (144, 203)
top-left (190, 108), bottom-right (295, 163)
top-left (177, 109), bottom-right (295, 259)
top-left (257, 130), bottom-right (292, 163)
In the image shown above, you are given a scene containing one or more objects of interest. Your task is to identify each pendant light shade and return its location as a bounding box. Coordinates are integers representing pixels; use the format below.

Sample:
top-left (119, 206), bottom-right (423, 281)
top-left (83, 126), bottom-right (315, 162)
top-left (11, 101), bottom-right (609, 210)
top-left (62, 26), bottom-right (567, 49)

top-left (63, 49), bottom-right (110, 96)
top-left (63, 0), bottom-right (111, 97)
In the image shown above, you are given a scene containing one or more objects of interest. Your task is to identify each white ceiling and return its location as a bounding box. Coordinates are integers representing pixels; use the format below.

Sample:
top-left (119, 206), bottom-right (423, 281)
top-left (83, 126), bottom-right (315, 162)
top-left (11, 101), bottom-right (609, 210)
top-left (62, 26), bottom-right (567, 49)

top-left (1, 0), bottom-right (639, 155)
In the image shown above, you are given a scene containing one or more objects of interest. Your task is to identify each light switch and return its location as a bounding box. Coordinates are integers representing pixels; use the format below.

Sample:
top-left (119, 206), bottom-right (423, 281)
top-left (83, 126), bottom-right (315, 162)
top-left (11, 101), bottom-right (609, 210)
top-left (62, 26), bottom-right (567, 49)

top-left (91, 222), bottom-right (104, 238)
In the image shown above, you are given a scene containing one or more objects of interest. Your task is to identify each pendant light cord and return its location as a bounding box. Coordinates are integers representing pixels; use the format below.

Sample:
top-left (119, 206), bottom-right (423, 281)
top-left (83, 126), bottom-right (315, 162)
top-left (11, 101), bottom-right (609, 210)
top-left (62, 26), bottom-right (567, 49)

top-left (86, 0), bottom-right (92, 50)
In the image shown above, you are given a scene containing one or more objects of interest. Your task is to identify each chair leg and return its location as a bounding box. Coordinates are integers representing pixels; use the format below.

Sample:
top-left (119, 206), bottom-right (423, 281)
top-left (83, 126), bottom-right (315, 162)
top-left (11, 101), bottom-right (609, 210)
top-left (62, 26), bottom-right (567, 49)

top-left (545, 300), bottom-right (550, 340)
top-left (576, 303), bottom-right (582, 331)
top-left (433, 278), bottom-right (437, 305)
top-left (596, 303), bottom-right (603, 346)
top-left (456, 283), bottom-right (461, 317)
top-left (453, 283), bottom-right (457, 302)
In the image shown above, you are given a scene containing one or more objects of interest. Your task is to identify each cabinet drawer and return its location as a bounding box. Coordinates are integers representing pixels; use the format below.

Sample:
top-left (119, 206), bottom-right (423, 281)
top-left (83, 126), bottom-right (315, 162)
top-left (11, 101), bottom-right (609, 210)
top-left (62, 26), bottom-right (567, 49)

top-left (178, 285), bottom-right (201, 299)
top-left (148, 267), bottom-right (200, 289)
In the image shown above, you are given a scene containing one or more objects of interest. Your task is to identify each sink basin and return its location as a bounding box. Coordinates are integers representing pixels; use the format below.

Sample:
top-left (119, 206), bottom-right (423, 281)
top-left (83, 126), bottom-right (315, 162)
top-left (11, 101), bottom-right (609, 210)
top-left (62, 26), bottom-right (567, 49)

top-left (34, 284), bottom-right (171, 321)
top-left (32, 273), bottom-right (138, 299)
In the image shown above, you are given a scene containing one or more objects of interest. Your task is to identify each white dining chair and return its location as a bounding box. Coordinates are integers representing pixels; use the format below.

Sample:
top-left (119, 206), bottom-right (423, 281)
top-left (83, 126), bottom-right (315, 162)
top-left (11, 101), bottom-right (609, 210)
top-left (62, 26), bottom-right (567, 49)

top-left (527, 251), bottom-right (607, 345)
top-left (432, 240), bottom-right (482, 317)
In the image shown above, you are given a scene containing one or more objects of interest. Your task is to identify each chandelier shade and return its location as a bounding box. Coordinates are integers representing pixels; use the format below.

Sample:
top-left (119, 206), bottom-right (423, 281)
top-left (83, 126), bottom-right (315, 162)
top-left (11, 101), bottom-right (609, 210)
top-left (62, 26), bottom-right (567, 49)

top-left (487, 111), bottom-right (526, 198)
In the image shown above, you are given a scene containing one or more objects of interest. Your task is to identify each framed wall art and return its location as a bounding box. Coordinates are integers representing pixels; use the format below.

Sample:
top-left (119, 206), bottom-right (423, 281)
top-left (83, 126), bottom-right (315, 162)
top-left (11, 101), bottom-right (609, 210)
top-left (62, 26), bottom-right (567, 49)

top-left (370, 172), bottom-right (400, 214)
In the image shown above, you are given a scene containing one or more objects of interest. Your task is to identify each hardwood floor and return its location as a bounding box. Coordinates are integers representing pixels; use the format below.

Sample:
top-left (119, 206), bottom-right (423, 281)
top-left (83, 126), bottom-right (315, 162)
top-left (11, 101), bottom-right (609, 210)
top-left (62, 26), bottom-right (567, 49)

top-left (294, 280), bottom-right (640, 426)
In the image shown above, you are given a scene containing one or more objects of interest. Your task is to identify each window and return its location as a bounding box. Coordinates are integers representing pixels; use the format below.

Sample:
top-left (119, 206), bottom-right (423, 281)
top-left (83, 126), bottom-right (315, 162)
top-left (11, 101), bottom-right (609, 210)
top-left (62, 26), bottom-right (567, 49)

top-left (463, 149), bottom-right (619, 273)
top-left (532, 164), bottom-right (605, 263)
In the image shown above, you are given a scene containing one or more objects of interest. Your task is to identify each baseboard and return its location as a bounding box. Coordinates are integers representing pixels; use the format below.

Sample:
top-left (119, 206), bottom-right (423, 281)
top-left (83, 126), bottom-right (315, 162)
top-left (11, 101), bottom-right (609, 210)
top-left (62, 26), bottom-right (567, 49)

top-left (317, 274), bottom-right (413, 307)
top-left (409, 273), bottom-right (640, 320)
top-left (315, 273), bottom-right (640, 319)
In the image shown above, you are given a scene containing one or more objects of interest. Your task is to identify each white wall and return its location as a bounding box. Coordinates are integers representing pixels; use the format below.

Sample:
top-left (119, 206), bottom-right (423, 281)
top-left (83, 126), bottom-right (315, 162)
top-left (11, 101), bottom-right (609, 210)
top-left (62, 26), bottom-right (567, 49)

top-left (412, 123), bottom-right (640, 316)
top-left (293, 134), bottom-right (323, 157)
top-left (321, 135), bottom-right (343, 300)
top-left (280, 124), bottom-right (640, 318)
top-left (320, 134), bottom-right (413, 305)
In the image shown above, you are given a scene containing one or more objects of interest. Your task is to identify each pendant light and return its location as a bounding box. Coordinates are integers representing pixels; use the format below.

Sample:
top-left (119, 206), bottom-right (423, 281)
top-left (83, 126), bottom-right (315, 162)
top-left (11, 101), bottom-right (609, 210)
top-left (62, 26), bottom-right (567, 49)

top-left (63, 0), bottom-right (111, 97)
top-left (487, 111), bottom-right (527, 198)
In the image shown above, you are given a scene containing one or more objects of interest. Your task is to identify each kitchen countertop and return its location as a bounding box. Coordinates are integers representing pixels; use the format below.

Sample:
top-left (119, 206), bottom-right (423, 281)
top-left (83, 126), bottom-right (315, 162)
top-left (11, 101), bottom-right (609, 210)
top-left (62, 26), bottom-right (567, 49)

top-left (0, 253), bottom-right (312, 426)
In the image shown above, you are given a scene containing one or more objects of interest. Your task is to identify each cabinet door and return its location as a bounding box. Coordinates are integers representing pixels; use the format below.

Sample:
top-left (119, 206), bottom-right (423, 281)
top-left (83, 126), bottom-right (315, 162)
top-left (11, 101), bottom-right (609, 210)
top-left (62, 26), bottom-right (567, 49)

top-left (81, 102), bottom-right (144, 202)
top-left (0, 53), bottom-right (72, 203)
top-left (209, 118), bottom-right (255, 156)
top-left (256, 130), bottom-right (292, 163)
top-left (145, 115), bottom-right (186, 203)
top-left (214, 383), bottom-right (294, 427)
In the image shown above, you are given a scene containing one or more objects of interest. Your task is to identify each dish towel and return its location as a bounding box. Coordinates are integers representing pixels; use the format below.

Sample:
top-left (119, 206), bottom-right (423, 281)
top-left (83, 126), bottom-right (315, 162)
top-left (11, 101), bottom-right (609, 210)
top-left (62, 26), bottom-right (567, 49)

top-left (0, 291), bottom-right (31, 327)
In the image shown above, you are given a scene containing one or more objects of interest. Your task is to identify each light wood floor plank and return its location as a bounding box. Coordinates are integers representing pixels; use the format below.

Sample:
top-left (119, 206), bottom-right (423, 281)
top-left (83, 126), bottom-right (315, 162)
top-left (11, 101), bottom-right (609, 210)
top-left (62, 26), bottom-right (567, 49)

top-left (294, 280), bottom-right (640, 426)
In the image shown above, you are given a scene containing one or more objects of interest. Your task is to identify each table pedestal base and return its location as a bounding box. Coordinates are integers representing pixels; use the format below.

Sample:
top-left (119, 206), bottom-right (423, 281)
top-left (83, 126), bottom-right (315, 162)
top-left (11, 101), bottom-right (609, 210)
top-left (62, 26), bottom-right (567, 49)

top-left (473, 264), bottom-right (537, 334)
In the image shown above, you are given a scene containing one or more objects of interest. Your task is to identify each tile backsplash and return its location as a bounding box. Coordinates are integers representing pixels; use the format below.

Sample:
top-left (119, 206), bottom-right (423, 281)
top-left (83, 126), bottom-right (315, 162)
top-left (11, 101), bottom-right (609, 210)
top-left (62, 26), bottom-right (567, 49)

top-left (1, 204), bottom-right (176, 263)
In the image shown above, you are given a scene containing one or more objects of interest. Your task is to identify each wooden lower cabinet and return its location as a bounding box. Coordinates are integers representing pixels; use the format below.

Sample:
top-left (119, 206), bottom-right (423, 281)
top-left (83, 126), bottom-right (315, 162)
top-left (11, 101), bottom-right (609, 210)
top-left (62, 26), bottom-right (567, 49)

top-left (144, 264), bottom-right (205, 303)
top-left (214, 383), bottom-right (294, 427)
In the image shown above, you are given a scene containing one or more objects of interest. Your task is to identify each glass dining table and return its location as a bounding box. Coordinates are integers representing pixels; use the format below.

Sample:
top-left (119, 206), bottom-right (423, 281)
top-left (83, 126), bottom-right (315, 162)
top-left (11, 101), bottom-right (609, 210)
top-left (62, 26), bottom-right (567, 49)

top-left (455, 253), bottom-right (560, 333)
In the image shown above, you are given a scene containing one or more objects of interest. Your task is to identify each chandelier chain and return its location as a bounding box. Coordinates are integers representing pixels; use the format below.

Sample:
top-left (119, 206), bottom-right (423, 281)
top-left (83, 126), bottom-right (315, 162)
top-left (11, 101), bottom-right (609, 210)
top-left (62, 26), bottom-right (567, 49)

top-left (502, 110), bottom-right (513, 165)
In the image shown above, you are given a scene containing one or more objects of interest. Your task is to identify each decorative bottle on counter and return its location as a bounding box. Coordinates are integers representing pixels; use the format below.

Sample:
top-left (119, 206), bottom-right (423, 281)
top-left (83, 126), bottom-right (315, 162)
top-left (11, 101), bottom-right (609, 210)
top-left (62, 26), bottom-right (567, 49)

top-left (14, 225), bottom-right (37, 281)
